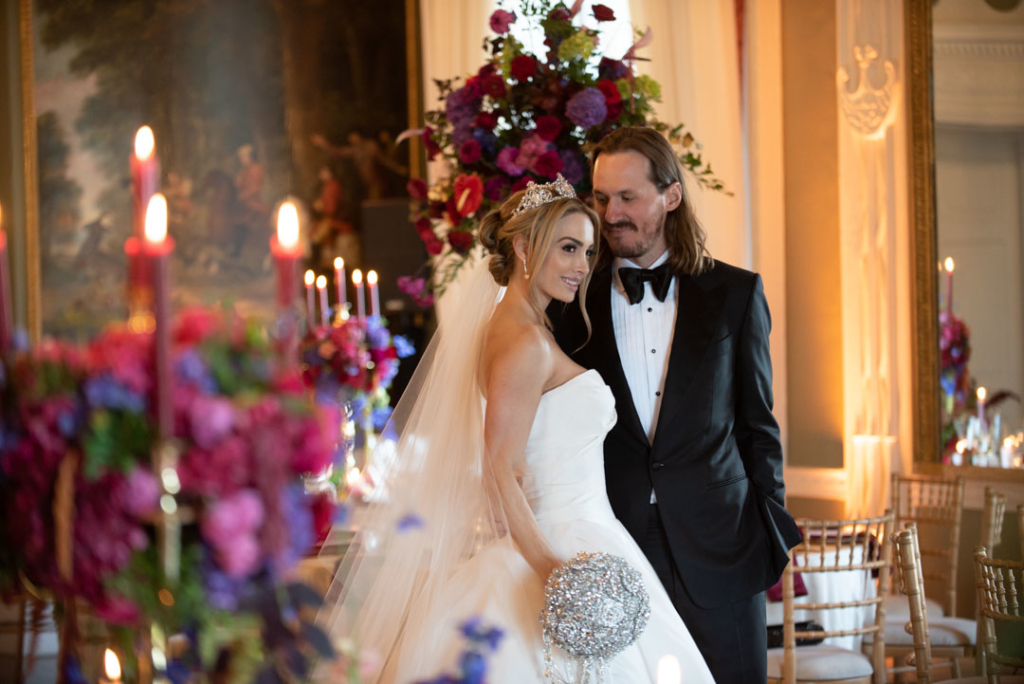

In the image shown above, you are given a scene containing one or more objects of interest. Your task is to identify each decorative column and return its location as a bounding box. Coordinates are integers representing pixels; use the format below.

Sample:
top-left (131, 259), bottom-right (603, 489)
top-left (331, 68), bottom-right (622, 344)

top-left (836, 0), bottom-right (908, 517)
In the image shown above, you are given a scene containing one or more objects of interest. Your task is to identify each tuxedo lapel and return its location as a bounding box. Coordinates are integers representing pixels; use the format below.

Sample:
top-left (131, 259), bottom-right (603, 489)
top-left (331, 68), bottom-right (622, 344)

top-left (585, 267), bottom-right (649, 448)
top-left (651, 275), bottom-right (727, 452)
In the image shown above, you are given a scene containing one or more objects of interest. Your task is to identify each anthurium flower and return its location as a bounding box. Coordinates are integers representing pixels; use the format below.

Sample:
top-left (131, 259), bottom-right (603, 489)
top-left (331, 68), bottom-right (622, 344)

top-left (452, 173), bottom-right (484, 217)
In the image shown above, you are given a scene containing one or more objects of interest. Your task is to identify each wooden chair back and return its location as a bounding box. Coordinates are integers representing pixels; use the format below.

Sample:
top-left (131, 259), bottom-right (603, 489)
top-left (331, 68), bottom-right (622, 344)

top-left (894, 523), bottom-right (937, 683)
top-left (974, 548), bottom-right (1024, 681)
top-left (891, 474), bottom-right (964, 615)
top-left (981, 487), bottom-right (1007, 555)
top-left (781, 511), bottom-right (895, 684)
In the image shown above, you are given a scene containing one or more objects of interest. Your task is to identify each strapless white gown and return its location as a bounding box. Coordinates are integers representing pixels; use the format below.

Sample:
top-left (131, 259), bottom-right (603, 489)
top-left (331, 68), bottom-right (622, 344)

top-left (391, 370), bottom-right (715, 683)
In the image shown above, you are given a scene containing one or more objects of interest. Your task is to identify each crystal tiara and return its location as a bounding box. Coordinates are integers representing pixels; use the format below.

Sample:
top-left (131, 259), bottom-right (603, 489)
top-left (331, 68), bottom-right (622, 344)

top-left (511, 174), bottom-right (576, 217)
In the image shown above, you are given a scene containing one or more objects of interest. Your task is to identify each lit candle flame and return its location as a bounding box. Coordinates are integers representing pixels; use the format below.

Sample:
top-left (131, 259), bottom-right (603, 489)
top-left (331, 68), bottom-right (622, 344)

top-left (944, 257), bottom-right (955, 273)
top-left (334, 256), bottom-right (344, 270)
top-left (367, 270), bottom-right (378, 286)
top-left (977, 386), bottom-right (987, 402)
top-left (304, 269), bottom-right (315, 287)
top-left (104, 648), bottom-right (122, 680)
top-left (656, 654), bottom-right (681, 684)
top-left (134, 126), bottom-right (155, 161)
top-left (956, 439), bottom-right (967, 454)
top-left (144, 194), bottom-right (168, 244)
top-left (316, 275), bottom-right (327, 290)
top-left (277, 202), bottom-right (299, 250)
top-left (352, 269), bottom-right (363, 286)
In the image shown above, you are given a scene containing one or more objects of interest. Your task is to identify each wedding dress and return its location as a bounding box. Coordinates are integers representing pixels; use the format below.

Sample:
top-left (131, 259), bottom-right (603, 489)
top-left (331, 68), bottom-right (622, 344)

top-left (319, 262), bottom-right (715, 683)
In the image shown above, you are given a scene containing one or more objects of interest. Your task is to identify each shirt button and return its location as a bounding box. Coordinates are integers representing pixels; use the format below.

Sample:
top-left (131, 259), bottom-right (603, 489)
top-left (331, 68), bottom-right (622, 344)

top-left (647, 307), bottom-right (653, 312)
top-left (655, 391), bottom-right (661, 397)
top-left (652, 462), bottom-right (665, 470)
top-left (651, 349), bottom-right (656, 354)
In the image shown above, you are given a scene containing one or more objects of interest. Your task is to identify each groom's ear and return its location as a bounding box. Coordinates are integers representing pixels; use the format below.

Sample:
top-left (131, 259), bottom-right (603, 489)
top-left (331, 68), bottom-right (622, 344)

top-left (664, 182), bottom-right (683, 212)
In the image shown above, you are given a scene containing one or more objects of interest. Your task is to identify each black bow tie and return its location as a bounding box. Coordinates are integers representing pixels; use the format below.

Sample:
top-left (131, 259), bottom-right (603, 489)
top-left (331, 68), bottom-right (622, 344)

top-left (618, 262), bottom-right (673, 305)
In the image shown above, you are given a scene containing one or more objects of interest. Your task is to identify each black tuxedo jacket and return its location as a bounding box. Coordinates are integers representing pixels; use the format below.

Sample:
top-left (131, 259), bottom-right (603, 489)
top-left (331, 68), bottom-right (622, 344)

top-left (552, 260), bottom-right (801, 609)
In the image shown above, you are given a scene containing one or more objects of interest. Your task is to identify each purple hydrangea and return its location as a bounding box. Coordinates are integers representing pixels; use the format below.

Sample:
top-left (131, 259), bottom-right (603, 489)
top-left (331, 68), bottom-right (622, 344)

top-left (447, 85), bottom-right (482, 149)
top-left (365, 318), bottom-right (391, 350)
top-left (558, 149), bottom-right (585, 185)
top-left (175, 349), bottom-right (217, 394)
top-left (272, 484), bottom-right (314, 576)
top-left (83, 374), bottom-right (146, 413)
top-left (565, 87), bottom-right (608, 129)
top-left (393, 335), bottom-right (416, 359)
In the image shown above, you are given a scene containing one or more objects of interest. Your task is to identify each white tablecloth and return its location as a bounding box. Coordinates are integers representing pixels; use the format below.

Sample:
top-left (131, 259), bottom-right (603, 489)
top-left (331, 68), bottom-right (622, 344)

top-left (766, 546), bottom-right (877, 652)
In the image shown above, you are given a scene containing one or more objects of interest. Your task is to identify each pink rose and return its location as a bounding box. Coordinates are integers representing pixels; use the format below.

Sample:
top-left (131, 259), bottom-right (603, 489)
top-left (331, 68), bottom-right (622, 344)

top-left (489, 9), bottom-right (516, 34)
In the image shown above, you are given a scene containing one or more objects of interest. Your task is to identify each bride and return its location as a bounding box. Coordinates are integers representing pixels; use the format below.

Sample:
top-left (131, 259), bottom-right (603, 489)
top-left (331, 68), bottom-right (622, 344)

top-left (320, 176), bottom-right (715, 683)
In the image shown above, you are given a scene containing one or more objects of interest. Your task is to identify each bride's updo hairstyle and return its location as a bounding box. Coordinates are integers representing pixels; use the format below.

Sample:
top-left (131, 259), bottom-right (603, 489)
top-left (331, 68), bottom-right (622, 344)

top-left (479, 187), bottom-right (599, 338)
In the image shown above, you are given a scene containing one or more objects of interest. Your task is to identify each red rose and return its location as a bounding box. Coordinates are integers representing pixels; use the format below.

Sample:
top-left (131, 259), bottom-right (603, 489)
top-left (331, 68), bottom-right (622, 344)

top-left (606, 101), bottom-right (624, 122)
top-left (475, 112), bottom-right (499, 129)
top-left (597, 79), bottom-right (622, 105)
top-left (452, 173), bottom-right (484, 217)
top-left (535, 115), bottom-right (562, 142)
top-left (511, 54), bottom-right (538, 82)
top-left (406, 178), bottom-right (429, 201)
top-left (532, 150), bottom-right (563, 179)
top-left (478, 62), bottom-right (497, 79)
top-left (592, 4), bottom-right (615, 21)
top-left (414, 217), bottom-right (434, 241)
top-left (448, 230), bottom-right (474, 254)
top-left (459, 138), bottom-right (482, 164)
top-left (482, 74), bottom-right (506, 99)
top-left (511, 176), bottom-right (534, 193)
top-left (425, 238), bottom-right (444, 256)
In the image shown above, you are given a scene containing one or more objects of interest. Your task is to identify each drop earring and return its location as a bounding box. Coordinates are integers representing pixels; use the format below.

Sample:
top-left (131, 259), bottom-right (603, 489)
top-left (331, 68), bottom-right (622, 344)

top-left (522, 257), bottom-right (529, 279)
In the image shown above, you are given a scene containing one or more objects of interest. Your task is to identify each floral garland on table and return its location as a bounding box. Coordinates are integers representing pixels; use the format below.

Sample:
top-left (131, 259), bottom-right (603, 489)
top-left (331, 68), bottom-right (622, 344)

top-left (400, 0), bottom-right (730, 302)
top-left (0, 307), bottom-right (343, 682)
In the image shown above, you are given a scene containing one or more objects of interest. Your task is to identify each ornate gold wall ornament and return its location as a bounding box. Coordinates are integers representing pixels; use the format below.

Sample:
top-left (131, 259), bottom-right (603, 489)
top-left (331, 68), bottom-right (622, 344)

top-left (838, 45), bottom-right (898, 137)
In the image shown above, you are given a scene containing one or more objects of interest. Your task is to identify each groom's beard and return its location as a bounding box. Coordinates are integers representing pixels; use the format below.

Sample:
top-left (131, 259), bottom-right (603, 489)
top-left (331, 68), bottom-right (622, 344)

top-left (601, 219), bottom-right (664, 261)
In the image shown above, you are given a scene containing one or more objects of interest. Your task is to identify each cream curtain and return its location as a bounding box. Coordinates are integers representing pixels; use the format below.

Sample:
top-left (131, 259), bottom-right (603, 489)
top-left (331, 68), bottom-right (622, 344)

top-left (627, 0), bottom-right (747, 269)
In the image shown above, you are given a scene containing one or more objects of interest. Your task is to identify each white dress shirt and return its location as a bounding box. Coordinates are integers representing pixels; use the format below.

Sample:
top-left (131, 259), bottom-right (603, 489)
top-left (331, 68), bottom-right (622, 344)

top-left (611, 250), bottom-right (678, 445)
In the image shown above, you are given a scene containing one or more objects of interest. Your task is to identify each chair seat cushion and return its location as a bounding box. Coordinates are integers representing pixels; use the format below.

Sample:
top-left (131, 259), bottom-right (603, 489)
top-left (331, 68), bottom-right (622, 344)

top-left (767, 645), bottom-right (874, 681)
top-left (884, 593), bottom-right (945, 619)
top-left (882, 616), bottom-right (977, 646)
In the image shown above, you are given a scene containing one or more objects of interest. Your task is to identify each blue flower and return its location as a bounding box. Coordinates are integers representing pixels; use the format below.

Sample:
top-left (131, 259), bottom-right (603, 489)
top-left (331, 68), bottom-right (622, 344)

top-left (393, 335), bottom-right (416, 359)
top-left (372, 405), bottom-right (394, 432)
top-left (396, 512), bottom-right (425, 533)
top-left (459, 650), bottom-right (487, 684)
top-left (11, 328), bottom-right (29, 353)
top-left (365, 319), bottom-right (391, 350)
top-left (83, 374), bottom-right (145, 413)
top-left (175, 350), bottom-right (217, 393)
top-left (272, 484), bottom-right (315, 576)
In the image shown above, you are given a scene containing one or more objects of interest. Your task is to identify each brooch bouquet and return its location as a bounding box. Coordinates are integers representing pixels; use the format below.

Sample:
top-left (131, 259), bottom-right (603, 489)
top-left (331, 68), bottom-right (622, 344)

top-left (402, 0), bottom-right (729, 299)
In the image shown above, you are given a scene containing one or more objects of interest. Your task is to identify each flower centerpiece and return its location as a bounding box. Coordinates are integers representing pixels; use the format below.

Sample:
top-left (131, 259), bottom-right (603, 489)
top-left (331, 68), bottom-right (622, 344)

top-left (300, 315), bottom-right (415, 501)
top-left (0, 306), bottom-right (342, 681)
top-left (401, 0), bottom-right (730, 300)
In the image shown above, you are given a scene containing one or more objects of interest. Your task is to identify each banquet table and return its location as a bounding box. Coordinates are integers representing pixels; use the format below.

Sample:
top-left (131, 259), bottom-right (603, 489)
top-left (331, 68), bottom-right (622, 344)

top-left (766, 544), bottom-right (878, 652)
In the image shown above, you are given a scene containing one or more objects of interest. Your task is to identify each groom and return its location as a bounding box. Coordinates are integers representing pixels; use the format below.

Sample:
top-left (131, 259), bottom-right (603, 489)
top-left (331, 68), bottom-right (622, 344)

top-left (552, 126), bottom-right (801, 683)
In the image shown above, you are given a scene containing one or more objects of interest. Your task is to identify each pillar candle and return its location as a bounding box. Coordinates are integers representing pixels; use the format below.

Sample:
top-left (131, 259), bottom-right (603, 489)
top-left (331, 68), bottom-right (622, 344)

top-left (304, 270), bottom-right (316, 325)
top-left (270, 202), bottom-right (302, 310)
top-left (334, 257), bottom-right (347, 319)
top-left (977, 386), bottom-right (987, 423)
top-left (316, 275), bottom-right (329, 327)
top-left (128, 127), bottom-right (159, 305)
top-left (352, 269), bottom-right (366, 322)
top-left (367, 270), bottom-right (380, 319)
top-left (944, 257), bottom-right (955, 315)
top-left (143, 194), bottom-right (174, 440)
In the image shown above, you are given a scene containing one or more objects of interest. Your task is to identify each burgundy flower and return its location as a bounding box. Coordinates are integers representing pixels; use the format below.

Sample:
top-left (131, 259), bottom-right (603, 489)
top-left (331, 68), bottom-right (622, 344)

top-left (606, 100), bottom-right (624, 122)
top-left (414, 217), bottom-right (434, 242)
top-left (482, 74), bottom-right (506, 99)
top-left (535, 115), bottom-right (562, 142)
top-left (549, 8), bottom-right (570, 21)
top-left (598, 57), bottom-right (630, 81)
top-left (452, 174), bottom-right (484, 217)
top-left (475, 112), bottom-right (499, 130)
top-left (490, 9), bottom-right (516, 34)
top-left (406, 178), bottom-right (429, 201)
top-left (428, 201), bottom-right (446, 219)
top-left (592, 4), bottom-right (616, 22)
top-left (459, 138), bottom-right (482, 164)
top-left (532, 150), bottom-right (563, 179)
top-left (448, 230), bottom-right (474, 254)
top-left (422, 127), bottom-right (442, 161)
top-left (425, 238), bottom-right (444, 256)
top-left (597, 79), bottom-right (622, 105)
top-left (511, 55), bottom-right (538, 82)
top-left (484, 176), bottom-right (509, 201)
top-left (477, 62), bottom-right (497, 79)
top-left (511, 176), bottom-right (534, 193)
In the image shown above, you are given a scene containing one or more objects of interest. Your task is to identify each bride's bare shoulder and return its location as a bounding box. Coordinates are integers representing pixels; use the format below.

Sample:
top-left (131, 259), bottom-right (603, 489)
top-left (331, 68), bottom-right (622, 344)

top-left (481, 318), bottom-right (554, 392)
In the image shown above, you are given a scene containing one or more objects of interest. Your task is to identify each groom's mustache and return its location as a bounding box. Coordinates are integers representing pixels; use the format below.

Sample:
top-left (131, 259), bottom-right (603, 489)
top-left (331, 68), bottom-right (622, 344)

top-left (602, 220), bottom-right (638, 233)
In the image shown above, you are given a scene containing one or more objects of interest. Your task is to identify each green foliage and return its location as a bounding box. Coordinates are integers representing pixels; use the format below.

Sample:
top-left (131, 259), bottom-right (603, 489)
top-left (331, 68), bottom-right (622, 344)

top-left (82, 409), bottom-right (154, 480)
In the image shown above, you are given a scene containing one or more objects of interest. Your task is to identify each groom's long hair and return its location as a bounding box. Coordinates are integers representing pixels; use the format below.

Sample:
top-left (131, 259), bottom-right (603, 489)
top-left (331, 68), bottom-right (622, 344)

top-left (590, 126), bottom-right (713, 277)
